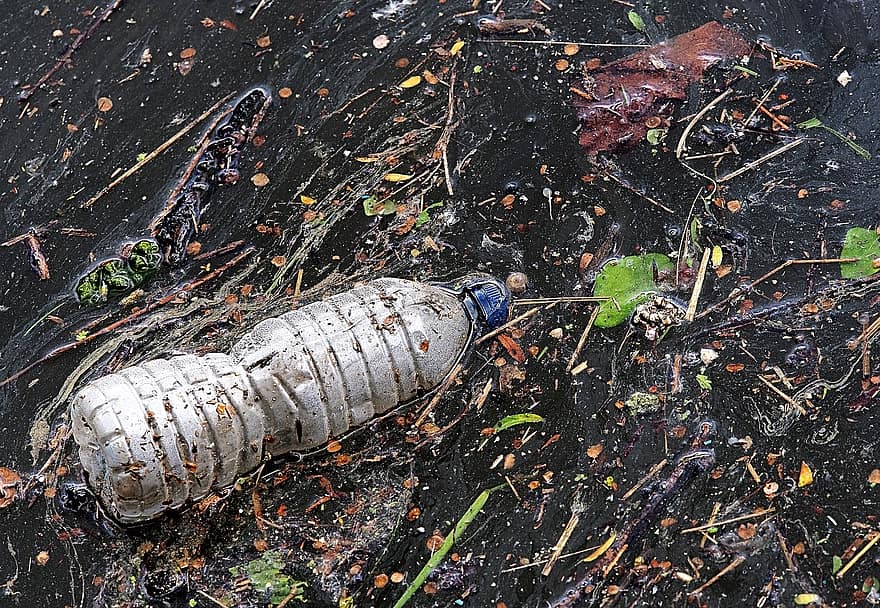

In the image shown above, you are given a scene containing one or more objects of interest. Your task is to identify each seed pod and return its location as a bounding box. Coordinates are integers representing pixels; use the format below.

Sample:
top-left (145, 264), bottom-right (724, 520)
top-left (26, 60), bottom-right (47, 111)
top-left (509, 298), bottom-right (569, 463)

top-left (70, 277), bottom-right (510, 523)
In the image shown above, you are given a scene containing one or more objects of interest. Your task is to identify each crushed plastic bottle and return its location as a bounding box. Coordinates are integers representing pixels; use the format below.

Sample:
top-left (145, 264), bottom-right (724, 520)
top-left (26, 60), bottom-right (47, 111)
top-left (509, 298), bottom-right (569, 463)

top-left (70, 276), bottom-right (511, 524)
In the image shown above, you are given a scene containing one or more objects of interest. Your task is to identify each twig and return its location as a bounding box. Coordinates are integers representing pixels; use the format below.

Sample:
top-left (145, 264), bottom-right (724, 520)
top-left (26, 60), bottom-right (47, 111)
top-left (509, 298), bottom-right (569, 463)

top-left (836, 531), bottom-right (879, 578)
top-left (81, 93), bottom-right (235, 209)
top-left (675, 89), bottom-right (733, 159)
top-left (777, 530), bottom-right (797, 572)
top-left (196, 589), bottom-right (230, 608)
top-left (681, 508), bottom-right (775, 533)
top-left (18, 0), bottom-right (125, 102)
top-left (500, 544), bottom-right (602, 572)
top-left (744, 78), bottom-right (781, 128)
top-left (150, 106), bottom-right (235, 230)
top-left (566, 306), bottom-right (599, 372)
top-left (685, 247), bottom-right (711, 321)
top-left (757, 375), bottom-right (807, 416)
top-left (192, 240), bottom-right (246, 260)
top-left (716, 138), bottom-right (806, 183)
top-left (542, 497), bottom-right (583, 576)
top-left (413, 363), bottom-right (463, 427)
top-left (476, 306), bottom-right (543, 345)
top-left (602, 170), bottom-right (674, 213)
top-left (477, 38), bottom-right (649, 48)
top-left (696, 257), bottom-right (859, 319)
top-left (24, 233), bottom-right (50, 280)
top-left (621, 458), bottom-right (668, 501)
top-left (688, 556), bottom-right (745, 596)
top-left (249, 0), bottom-right (270, 19)
top-left (441, 62), bottom-right (457, 196)
top-left (0, 247), bottom-right (255, 388)
top-left (513, 296), bottom-right (615, 307)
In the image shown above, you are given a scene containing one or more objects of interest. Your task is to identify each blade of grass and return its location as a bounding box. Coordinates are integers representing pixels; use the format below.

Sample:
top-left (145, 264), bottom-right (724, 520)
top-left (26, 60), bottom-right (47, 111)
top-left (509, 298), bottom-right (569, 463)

top-left (797, 117), bottom-right (871, 159)
top-left (392, 484), bottom-right (505, 608)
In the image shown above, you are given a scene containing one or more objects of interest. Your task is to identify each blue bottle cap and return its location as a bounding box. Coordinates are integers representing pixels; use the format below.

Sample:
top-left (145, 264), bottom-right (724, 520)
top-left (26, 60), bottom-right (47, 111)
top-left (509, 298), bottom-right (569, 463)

top-left (459, 276), bottom-right (511, 330)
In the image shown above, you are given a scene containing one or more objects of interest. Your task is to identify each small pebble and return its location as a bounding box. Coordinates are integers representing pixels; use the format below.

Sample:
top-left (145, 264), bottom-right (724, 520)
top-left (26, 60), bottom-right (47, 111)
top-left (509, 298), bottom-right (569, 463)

top-left (505, 272), bottom-right (528, 295)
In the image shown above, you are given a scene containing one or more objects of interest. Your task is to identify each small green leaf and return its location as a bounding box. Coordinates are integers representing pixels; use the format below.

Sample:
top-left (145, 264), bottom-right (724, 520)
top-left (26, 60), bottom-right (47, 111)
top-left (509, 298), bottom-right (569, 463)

top-left (136, 152), bottom-right (147, 163)
top-left (696, 374), bottom-right (712, 390)
top-left (494, 413), bottom-right (544, 432)
top-left (831, 555), bottom-right (843, 574)
top-left (733, 64), bottom-right (759, 77)
top-left (646, 128), bottom-right (668, 145)
top-left (75, 329), bottom-right (89, 341)
top-left (797, 117), bottom-right (871, 159)
top-left (627, 10), bottom-right (646, 32)
top-left (840, 227), bottom-right (880, 279)
top-left (416, 202), bottom-right (443, 227)
top-left (362, 195), bottom-right (395, 216)
top-left (592, 253), bottom-right (674, 328)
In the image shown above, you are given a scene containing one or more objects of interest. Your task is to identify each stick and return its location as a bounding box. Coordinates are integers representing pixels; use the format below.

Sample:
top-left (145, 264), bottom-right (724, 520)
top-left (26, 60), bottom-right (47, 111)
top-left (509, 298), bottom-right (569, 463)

top-left (676, 89), bottom-right (733, 159)
top-left (513, 296), bottom-right (614, 307)
top-left (689, 556), bottom-right (745, 596)
top-left (150, 106), bottom-right (235, 230)
top-left (441, 63), bottom-right (457, 196)
top-left (476, 306), bottom-right (542, 345)
top-left (477, 38), bottom-right (649, 48)
top-left (685, 247), bottom-right (711, 321)
top-left (744, 78), bottom-right (781, 128)
top-left (249, 0), bottom-right (270, 19)
top-left (19, 0), bottom-right (125, 102)
top-left (716, 138), bottom-right (805, 183)
top-left (81, 93), bottom-right (235, 209)
top-left (542, 511), bottom-right (580, 576)
top-left (24, 233), bottom-right (50, 280)
top-left (602, 170), bottom-right (674, 213)
top-left (196, 589), bottom-right (230, 608)
top-left (567, 306), bottom-right (599, 372)
top-left (757, 375), bottom-right (807, 416)
top-left (0, 247), bottom-right (254, 388)
top-left (621, 458), bottom-right (668, 501)
top-left (413, 363), bottom-right (463, 427)
top-left (836, 531), bottom-right (880, 578)
top-left (696, 257), bottom-right (859, 319)
top-left (681, 508), bottom-right (775, 533)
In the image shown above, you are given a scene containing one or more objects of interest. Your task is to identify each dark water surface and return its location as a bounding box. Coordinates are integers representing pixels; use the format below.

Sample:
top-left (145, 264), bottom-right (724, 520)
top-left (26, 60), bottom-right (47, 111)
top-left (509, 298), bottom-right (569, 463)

top-left (1, 0), bottom-right (879, 606)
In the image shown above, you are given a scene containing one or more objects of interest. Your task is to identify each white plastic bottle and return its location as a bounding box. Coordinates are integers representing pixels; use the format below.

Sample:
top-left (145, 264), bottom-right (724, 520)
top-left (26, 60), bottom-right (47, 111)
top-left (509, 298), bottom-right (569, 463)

top-left (70, 276), bottom-right (510, 524)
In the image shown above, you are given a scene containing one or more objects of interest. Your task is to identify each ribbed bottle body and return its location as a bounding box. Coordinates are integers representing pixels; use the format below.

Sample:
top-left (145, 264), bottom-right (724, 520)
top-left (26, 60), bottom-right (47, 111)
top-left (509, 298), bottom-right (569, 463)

top-left (70, 278), bottom-right (472, 523)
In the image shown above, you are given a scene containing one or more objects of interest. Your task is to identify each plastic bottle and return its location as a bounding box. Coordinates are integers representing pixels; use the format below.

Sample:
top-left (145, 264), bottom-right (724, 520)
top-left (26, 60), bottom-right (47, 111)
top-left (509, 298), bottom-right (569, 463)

top-left (70, 276), bottom-right (511, 524)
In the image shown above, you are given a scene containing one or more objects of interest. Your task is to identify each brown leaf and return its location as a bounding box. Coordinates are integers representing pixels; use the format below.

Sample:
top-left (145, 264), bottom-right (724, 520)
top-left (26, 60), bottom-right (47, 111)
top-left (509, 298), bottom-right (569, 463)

top-left (0, 467), bottom-right (21, 508)
top-left (496, 334), bottom-right (526, 363)
top-left (96, 97), bottom-right (113, 112)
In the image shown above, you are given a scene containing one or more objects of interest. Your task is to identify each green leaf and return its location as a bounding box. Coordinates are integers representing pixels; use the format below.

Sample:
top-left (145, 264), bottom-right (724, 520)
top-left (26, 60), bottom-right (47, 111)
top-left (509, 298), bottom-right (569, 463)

top-left (362, 195), bottom-right (395, 216)
top-left (696, 374), bottom-right (712, 390)
top-left (840, 227), bottom-right (880, 279)
top-left (831, 555), bottom-right (843, 575)
top-left (592, 253), bottom-right (674, 328)
top-left (797, 117), bottom-right (871, 159)
top-left (416, 202), bottom-right (443, 227)
top-left (494, 413), bottom-right (544, 432)
top-left (733, 64), bottom-right (759, 77)
top-left (393, 485), bottom-right (504, 608)
top-left (627, 10), bottom-right (646, 32)
top-left (646, 128), bottom-right (668, 145)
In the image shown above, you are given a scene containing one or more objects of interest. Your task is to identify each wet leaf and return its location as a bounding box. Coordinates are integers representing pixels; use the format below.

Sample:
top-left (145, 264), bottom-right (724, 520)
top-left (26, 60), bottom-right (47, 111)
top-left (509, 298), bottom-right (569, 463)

top-left (627, 10), bottom-right (647, 32)
top-left (798, 462), bottom-right (814, 487)
top-left (592, 253), bottom-right (674, 328)
top-left (362, 196), bottom-right (396, 216)
top-left (794, 594), bottom-right (822, 605)
top-left (711, 245), bottom-right (723, 268)
top-left (96, 97), bottom-right (113, 112)
top-left (840, 227), bottom-right (880, 279)
top-left (399, 75), bottom-right (421, 89)
top-left (496, 334), bottom-right (526, 363)
top-left (696, 374), bottom-right (712, 389)
top-left (0, 467), bottom-right (21, 508)
top-left (450, 40), bottom-right (465, 56)
top-left (383, 173), bottom-right (413, 182)
top-left (646, 128), bottom-right (667, 145)
top-left (583, 533), bottom-right (616, 562)
top-left (300, 194), bottom-right (316, 205)
top-left (832, 555), bottom-right (843, 574)
top-left (416, 202), bottom-right (443, 227)
top-left (251, 172), bottom-right (269, 187)
top-left (493, 413), bottom-right (544, 432)
top-left (392, 485), bottom-right (502, 608)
